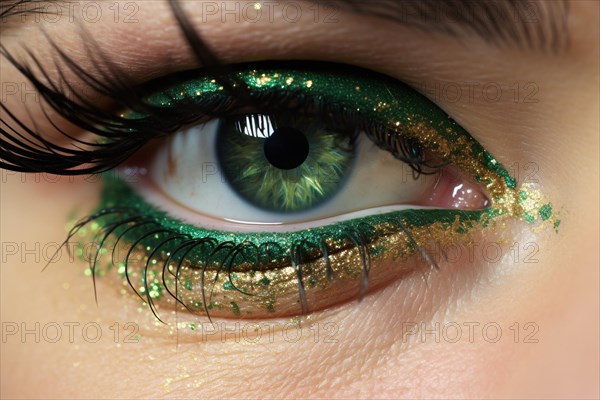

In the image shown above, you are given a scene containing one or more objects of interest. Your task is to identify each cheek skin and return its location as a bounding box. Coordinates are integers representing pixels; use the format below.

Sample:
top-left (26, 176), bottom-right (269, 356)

top-left (4, 177), bottom-right (596, 399)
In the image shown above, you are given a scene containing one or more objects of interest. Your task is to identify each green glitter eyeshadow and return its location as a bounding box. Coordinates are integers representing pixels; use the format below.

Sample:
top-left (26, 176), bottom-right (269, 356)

top-left (97, 174), bottom-right (486, 266)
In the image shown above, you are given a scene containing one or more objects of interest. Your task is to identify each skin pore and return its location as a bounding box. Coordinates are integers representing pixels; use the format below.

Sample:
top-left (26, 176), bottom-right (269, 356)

top-left (1, 1), bottom-right (598, 398)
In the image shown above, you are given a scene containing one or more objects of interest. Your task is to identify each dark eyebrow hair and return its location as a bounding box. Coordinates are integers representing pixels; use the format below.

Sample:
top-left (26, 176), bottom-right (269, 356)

top-left (1, 0), bottom-right (570, 53)
top-left (0, 0), bottom-right (58, 23)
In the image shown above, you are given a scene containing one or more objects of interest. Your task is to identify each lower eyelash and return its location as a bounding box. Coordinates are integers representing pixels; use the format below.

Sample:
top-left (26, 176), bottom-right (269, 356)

top-left (57, 174), bottom-right (489, 321)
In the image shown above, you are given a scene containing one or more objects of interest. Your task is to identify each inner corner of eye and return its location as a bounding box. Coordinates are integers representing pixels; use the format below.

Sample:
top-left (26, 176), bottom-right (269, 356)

top-left (419, 163), bottom-right (491, 210)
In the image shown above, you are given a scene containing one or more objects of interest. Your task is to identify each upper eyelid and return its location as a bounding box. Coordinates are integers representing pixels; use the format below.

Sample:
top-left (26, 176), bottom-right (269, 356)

top-left (33, 66), bottom-right (517, 221)
top-left (0, 52), bottom-right (448, 174)
top-left (0, 1), bottom-right (531, 101)
top-left (0, 3), bottom-right (513, 185)
top-left (145, 65), bottom-right (516, 192)
top-left (0, 55), bottom-right (459, 172)
top-left (0, 53), bottom-right (515, 202)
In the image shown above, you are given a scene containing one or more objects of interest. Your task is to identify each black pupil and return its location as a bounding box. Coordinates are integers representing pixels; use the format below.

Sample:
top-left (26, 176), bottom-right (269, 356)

top-left (263, 127), bottom-right (310, 170)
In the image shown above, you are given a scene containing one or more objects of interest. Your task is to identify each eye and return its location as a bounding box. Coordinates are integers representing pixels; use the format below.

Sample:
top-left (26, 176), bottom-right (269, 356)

top-left (137, 64), bottom-right (490, 224)
top-left (202, 113), bottom-right (357, 215)
top-left (146, 113), bottom-right (454, 226)
top-left (73, 63), bottom-right (521, 321)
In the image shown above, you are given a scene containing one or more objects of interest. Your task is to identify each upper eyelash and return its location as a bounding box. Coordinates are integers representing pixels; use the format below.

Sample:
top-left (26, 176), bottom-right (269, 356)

top-left (0, 41), bottom-right (443, 177)
top-left (0, 41), bottom-right (207, 175)
top-left (0, 0), bottom-right (443, 177)
top-left (0, 0), bottom-right (247, 175)
top-left (141, 64), bottom-right (445, 174)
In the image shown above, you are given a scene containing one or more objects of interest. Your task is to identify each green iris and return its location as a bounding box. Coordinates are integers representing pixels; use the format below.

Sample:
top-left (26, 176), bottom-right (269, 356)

top-left (216, 113), bottom-right (355, 212)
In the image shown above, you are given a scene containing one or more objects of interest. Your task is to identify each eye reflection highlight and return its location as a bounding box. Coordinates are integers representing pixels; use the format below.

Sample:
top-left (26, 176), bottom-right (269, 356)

top-left (235, 114), bottom-right (276, 138)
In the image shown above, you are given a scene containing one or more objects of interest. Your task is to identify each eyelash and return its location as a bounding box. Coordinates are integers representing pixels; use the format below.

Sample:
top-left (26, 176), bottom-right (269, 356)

top-left (69, 175), bottom-right (488, 321)
top-left (1, 38), bottom-right (442, 180)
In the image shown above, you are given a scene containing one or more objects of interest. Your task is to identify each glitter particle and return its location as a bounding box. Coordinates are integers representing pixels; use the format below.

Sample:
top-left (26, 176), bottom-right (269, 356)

top-left (539, 203), bottom-right (553, 221)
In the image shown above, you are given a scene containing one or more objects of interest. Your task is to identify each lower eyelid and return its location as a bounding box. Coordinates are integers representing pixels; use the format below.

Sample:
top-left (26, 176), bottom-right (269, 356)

top-left (71, 174), bottom-right (488, 320)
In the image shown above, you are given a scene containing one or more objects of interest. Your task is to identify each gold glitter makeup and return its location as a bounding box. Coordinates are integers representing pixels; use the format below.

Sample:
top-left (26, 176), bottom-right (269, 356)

top-left (67, 64), bottom-right (560, 320)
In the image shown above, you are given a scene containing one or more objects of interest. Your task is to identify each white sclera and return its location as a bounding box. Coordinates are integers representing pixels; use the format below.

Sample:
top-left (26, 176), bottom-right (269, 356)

top-left (149, 119), bottom-right (433, 226)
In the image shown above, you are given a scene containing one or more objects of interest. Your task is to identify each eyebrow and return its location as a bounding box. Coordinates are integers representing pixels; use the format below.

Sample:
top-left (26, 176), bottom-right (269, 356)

top-left (0, 0), bottom-right (57, 24)
top-left (1, 0), bottom-right (569, 53)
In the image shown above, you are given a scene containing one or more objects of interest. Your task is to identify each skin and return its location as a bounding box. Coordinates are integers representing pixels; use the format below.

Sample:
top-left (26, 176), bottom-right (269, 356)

top-left (1, 1), bottom-right (598, 398)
